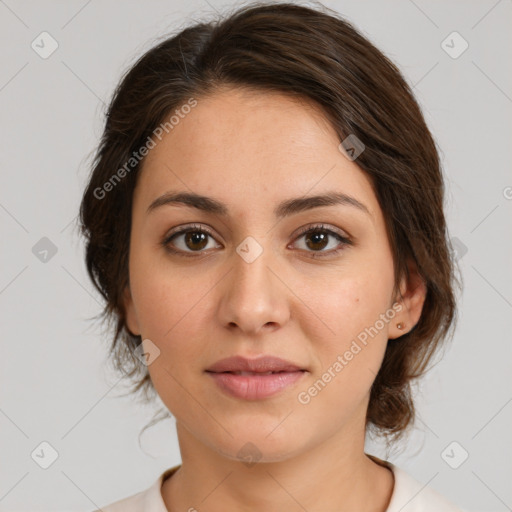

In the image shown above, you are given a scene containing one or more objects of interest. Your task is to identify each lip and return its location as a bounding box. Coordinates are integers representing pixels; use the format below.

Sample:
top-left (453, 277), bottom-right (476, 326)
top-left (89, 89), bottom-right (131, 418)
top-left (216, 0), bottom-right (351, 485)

top-left (207, 371), bottom-right (306, 400)
top-left (206, 355), bottom-right (305, 373)
top-left (205, 355), bottom-right (307, 400)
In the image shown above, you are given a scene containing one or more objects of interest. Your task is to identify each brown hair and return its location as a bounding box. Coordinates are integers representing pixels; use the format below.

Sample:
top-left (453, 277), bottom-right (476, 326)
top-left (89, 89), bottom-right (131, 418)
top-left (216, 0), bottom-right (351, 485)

top-left (79, 1), bottom-right (459, 441)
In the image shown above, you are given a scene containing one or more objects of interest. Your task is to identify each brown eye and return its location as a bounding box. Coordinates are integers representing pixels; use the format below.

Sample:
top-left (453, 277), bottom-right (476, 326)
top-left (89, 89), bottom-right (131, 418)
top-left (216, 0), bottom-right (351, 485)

top-left (182, 230), bottom-right (209, 251)
top-left (303, 230), bottom-right (330, 251)
top-left (162, 224), bottom-right (221, 256)
top-left (292, 224), bottom-right (352, 259)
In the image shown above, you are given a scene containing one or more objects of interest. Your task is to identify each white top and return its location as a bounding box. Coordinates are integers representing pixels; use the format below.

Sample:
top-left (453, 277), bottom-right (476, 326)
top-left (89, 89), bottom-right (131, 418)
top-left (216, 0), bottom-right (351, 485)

top-left (93, 462), bottom-right (465, 512)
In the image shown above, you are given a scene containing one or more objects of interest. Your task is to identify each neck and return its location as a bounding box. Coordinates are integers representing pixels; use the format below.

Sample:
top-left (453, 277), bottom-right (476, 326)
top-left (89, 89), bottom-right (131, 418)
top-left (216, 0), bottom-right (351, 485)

top-left (161, 421), bottom-right (394, 512)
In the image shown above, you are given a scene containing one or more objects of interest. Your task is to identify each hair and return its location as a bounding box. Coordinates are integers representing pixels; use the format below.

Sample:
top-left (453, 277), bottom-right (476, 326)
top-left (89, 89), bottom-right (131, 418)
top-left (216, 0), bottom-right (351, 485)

top-left (78, 0), bottom-right (460, 443)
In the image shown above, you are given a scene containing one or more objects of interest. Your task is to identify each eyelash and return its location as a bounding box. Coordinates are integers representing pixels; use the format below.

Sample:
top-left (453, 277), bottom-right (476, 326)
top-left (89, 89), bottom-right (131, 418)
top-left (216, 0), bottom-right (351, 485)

top-left (161, 223), bottom-right (352, 259)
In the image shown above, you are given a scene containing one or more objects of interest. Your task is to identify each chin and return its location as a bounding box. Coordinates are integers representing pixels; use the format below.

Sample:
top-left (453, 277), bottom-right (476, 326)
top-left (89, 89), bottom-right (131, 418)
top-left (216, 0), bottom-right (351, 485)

top-left (206, 429), bottom-right (307, 466)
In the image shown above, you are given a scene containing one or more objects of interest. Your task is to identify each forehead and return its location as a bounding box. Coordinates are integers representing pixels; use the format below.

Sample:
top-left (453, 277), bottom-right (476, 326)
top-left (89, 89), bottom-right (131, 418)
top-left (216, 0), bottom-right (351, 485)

top-left (145, 87), bottom-right (337, 165)
top-left (134, 87), bottom-right (379, 221)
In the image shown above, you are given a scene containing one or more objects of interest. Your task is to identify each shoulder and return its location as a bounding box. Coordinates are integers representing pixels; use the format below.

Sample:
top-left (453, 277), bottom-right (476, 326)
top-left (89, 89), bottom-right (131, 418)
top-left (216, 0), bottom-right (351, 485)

top-left (90, 465), bottom-right (180, 512)
top-left (387, 463), bottom-right (466, 512)
top-left (92, 488), bottom-right (147, 512)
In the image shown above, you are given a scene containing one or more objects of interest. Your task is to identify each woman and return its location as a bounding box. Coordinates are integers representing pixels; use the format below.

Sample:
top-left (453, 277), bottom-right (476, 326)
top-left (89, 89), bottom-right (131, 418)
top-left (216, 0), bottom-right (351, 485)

top-left (80, 2), bottom-right (464, 510)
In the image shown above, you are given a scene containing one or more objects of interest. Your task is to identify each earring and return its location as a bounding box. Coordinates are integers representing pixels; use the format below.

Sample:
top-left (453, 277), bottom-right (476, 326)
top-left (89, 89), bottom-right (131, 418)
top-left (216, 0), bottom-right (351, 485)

top-left (397, 322), bottom-right (404, 330)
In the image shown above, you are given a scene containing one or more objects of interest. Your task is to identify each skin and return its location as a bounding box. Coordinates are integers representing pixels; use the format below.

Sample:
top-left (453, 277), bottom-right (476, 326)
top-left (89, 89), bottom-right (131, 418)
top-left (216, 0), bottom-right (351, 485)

top-left (123, 86), bottom-right (426, 512)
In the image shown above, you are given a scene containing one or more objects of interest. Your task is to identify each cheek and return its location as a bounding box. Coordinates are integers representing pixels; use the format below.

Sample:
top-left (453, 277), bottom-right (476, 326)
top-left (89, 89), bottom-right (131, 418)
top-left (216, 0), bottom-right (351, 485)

top-left (298, 268), bottom-right (394, 345)
top-left (294, 271), bottom-right (394, 397)
top-left (294, 281), bottom-right (391, 423)
top-left (128, 257), bottom-right (212, 407)
top-left (129, 248), bottom-right (213, 341)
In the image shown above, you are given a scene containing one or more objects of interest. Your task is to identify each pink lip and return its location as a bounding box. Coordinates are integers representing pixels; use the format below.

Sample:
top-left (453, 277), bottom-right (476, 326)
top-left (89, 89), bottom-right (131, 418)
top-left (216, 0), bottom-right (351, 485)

top-left (207, 371), bottom-right (306, 400)
top-left (205, 355), bottom-right (307, 400)
top-left (206, 355), bottom-right (305, 373)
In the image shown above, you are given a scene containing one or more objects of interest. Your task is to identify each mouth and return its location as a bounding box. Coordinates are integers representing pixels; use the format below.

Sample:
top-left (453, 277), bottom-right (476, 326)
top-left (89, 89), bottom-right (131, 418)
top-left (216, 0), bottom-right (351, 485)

top-left (206, 367), bottom-right (307, 400)
top-left (210, 370), bottom-right (305, 376)
top-left (205, 355), bottom-right (308, 399)
top-left (205, 354), bottom-right (306, 374)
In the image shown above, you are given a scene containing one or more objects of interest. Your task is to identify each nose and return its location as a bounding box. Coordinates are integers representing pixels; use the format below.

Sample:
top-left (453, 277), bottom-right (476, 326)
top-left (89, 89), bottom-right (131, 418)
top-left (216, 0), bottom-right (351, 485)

top-left (216, 240), bottom-right (290, 336)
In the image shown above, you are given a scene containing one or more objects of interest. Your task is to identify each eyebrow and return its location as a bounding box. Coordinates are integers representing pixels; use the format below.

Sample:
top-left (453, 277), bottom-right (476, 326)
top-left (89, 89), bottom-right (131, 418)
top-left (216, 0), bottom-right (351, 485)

top-left (146, 190), bottom-right (371, 218)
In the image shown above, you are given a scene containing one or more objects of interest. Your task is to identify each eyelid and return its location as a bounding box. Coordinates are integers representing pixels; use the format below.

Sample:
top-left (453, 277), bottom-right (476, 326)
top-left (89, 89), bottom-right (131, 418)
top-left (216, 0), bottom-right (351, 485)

top-left (164, 222), bottom-right (350, 242)
top-left (288, 223), bottom-right (352, 259)
top-left (292, 222), bottom-right (350, 241)
top-left (162, 222), bottom-right (352, 257)
top-left (164, 222), bottom-right (218, 240)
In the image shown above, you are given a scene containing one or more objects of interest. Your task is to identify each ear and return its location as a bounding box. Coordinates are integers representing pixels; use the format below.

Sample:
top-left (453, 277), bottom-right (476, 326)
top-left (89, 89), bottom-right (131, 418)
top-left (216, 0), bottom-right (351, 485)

top-left (388, 259), bottom-right (427, 340)
top-left (122, 284), bottom-right (141, 336)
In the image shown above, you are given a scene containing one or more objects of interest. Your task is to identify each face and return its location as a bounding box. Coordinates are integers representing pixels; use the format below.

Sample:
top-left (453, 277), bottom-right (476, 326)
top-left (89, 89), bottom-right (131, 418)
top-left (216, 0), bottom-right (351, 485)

top-left (123, 87), bottom-right (425, 463)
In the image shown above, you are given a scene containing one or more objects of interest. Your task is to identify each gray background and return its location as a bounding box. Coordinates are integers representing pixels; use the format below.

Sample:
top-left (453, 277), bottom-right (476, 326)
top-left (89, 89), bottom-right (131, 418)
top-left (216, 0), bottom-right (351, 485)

top-left (1, 0), bottom-right (511, 510)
